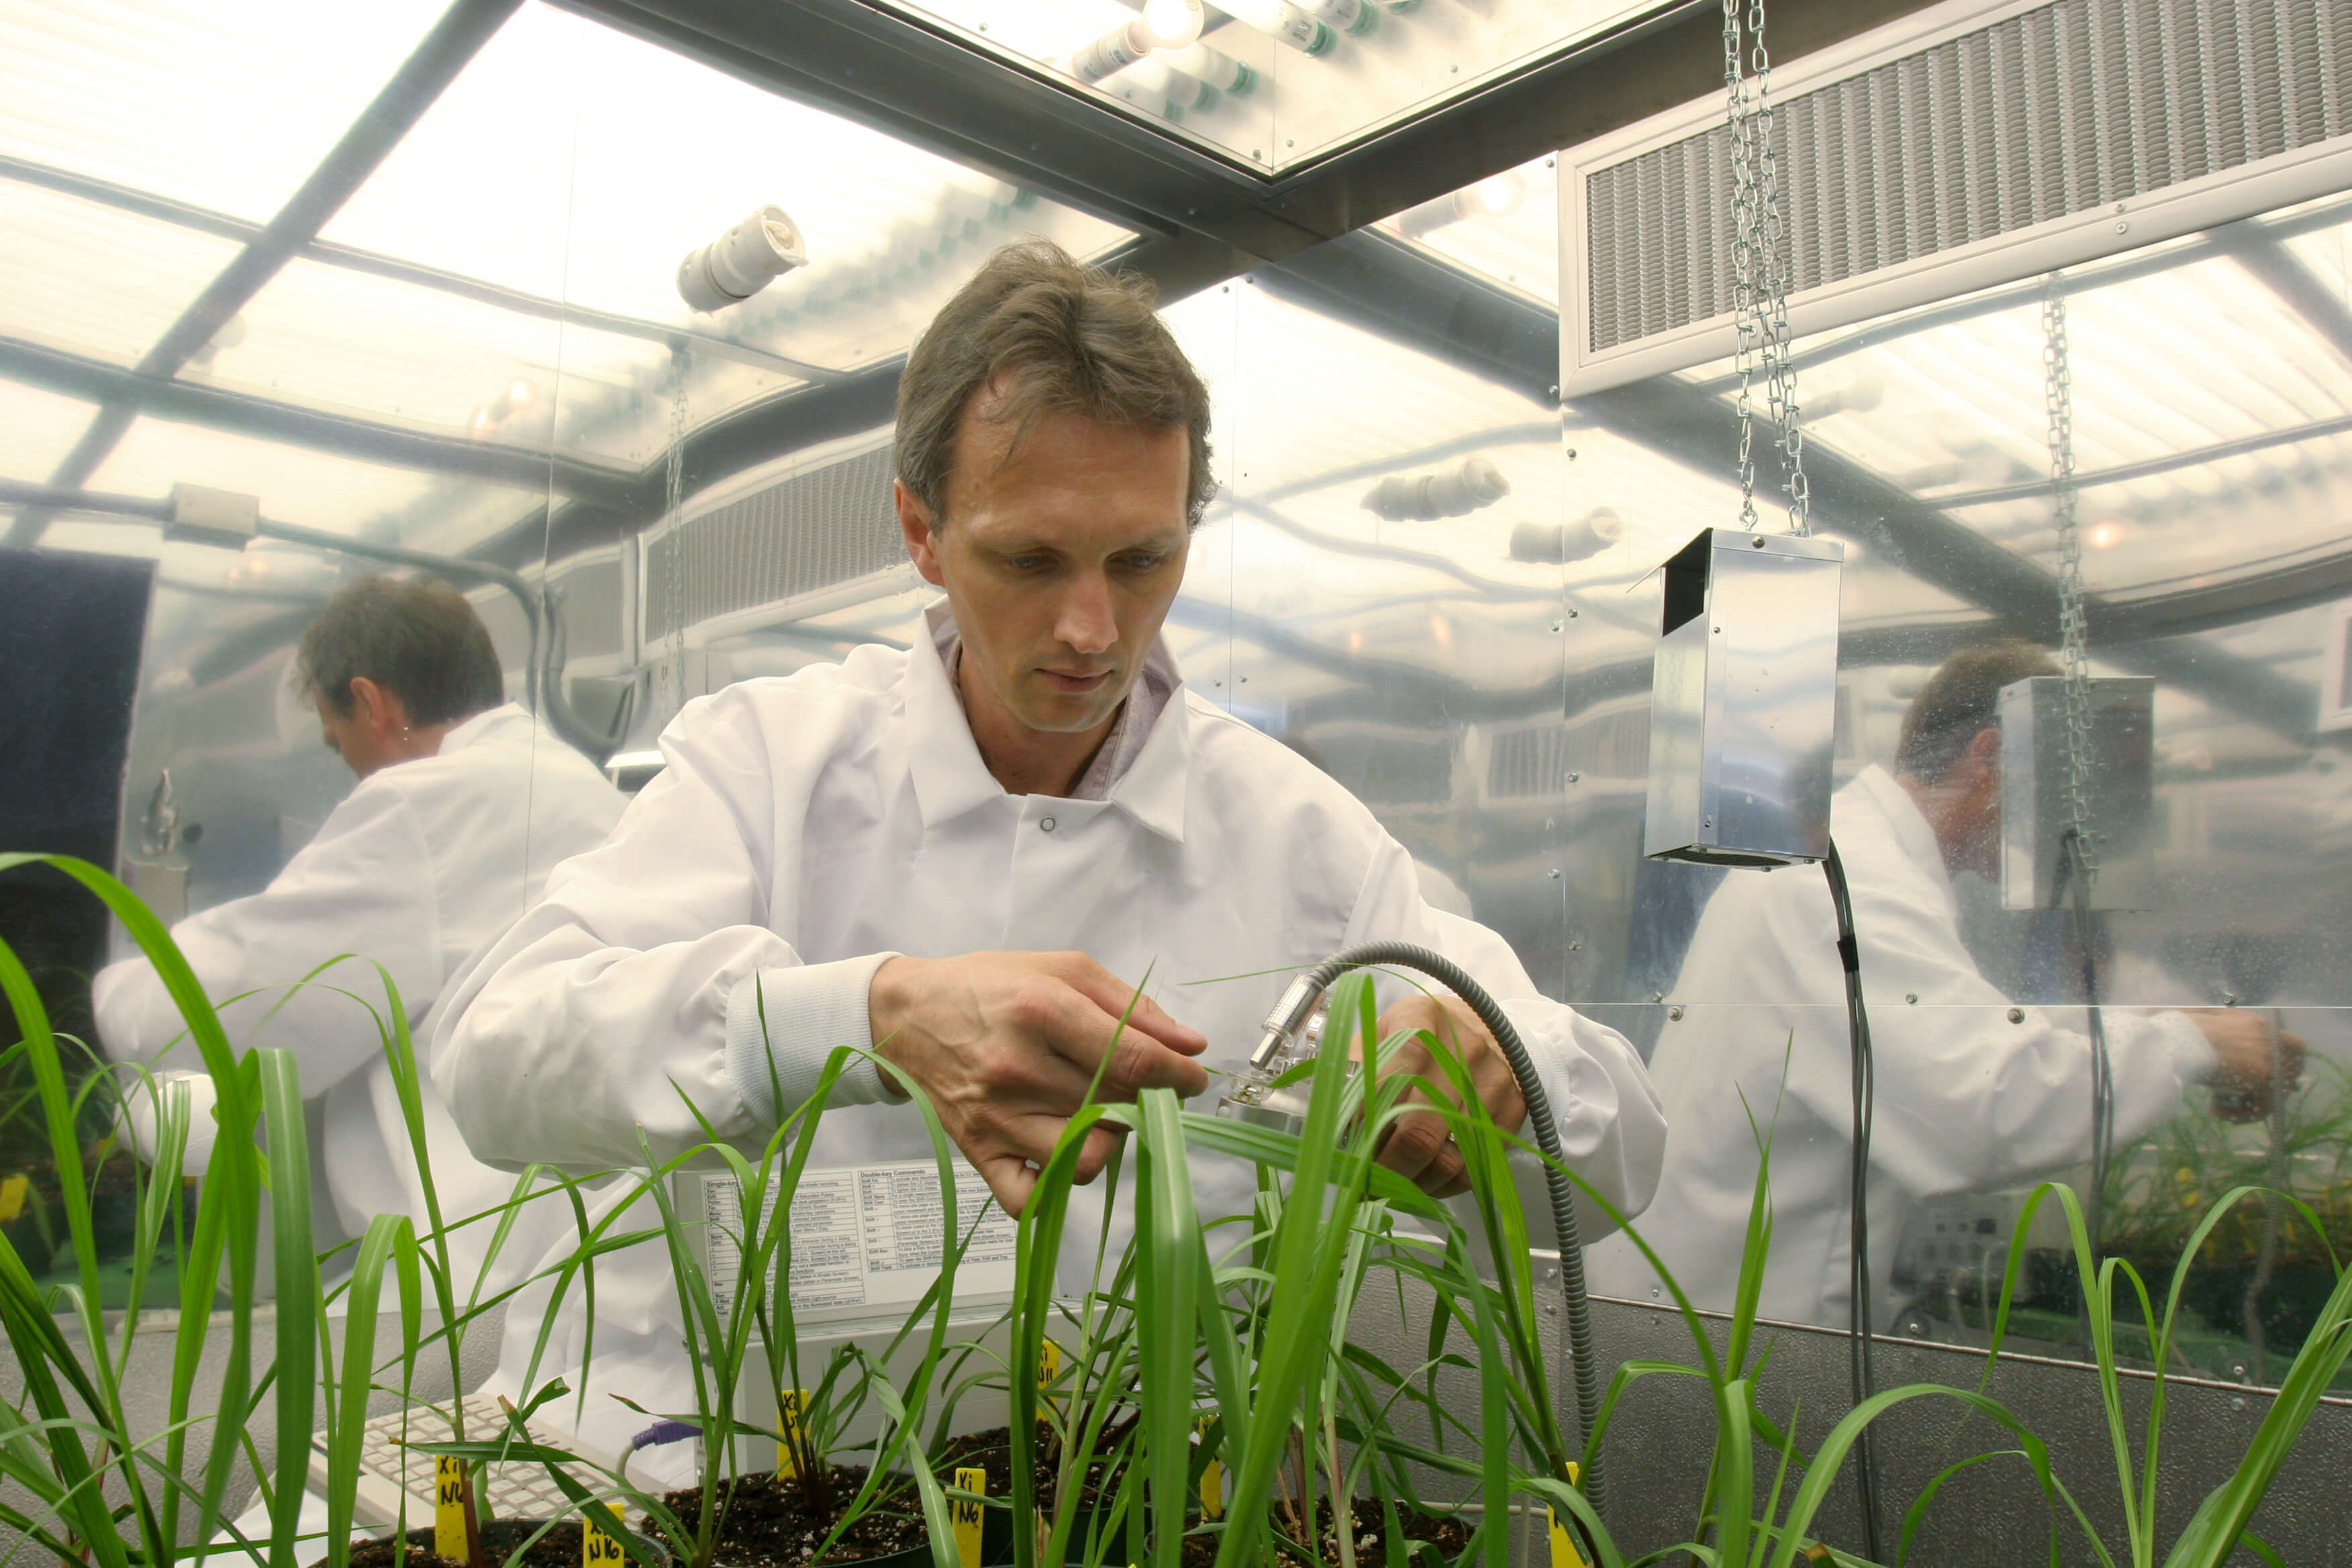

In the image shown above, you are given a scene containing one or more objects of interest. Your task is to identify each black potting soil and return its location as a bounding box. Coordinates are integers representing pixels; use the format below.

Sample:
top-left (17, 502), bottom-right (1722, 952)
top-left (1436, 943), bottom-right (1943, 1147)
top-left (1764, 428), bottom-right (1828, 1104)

top-left (328, 1519), bottom-right (587, 1568)
top-left (934, 1424), bottom-right (1130, 1517)
top-left (651, 1464), bottom-right (929, 1567)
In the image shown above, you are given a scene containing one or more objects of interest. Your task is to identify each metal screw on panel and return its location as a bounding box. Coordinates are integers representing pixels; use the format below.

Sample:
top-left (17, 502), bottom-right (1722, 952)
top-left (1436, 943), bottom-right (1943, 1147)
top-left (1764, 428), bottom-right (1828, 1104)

top-left (1551, 621), bottom-right (1563, 632)
top-left (2007, 1007), bottom-right (2025, 1024)
top-left (1567, 608), bottom-right (1578, 618)
top-left (1752, 536), bottom-right (1766, 548)
top-left (1239, 675), bottom-right (1248, 683)
top-left (1667, 1006), bottom-right (1685, 1022)
top-left (1565, 448), bottom-right (1577, 460)
top-left (1287, 139), bottom-right (1295, 146)
top-left (1714, 626), bottom-right (1722, 634)
top-left (2222, 992), bottom-right (2239, 1006)
top-left (1702, 818), bottom-right (1712, 828)
top-left (1547, 868), bottom-right (1561, 879)
top-left (2116, 221), bottom-right (2130, 234)
top-left (1214, 678), bottom-right (1224, 687)
top-left (1567, 771), bottom-right (1581, 783)
top-left (1548, 384), bottom-right (1559, 399)
top-left (1906, 993), bottom-right (1918, 1004)
top-left (1568, 941), bottom-right (1581, 950)
top-left (1651, 991), bottom-right (1665, 1003)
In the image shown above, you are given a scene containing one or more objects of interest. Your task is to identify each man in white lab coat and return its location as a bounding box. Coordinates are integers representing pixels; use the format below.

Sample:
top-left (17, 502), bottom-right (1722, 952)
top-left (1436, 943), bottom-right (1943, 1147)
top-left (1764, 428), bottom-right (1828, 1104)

top-left (438, 242), bottom-right (1665, 1467)
top-left (95, 575), bottom-right (624, 1300)
top-left (1587, 641), bottom-right (2299, 1330)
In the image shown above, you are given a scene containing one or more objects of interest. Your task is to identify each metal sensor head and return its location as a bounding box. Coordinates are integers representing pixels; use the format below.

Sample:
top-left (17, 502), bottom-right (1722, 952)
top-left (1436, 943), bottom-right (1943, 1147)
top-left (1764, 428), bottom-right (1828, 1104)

top-left (1218, 976), bottom-right (1341, 1134)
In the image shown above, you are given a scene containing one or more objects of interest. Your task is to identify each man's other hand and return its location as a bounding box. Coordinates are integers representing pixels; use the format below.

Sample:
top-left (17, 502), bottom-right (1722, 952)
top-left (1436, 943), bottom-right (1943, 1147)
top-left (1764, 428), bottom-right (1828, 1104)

top-left (2192, 1009), bottom-right (2306, 1123)
top-left (1368, 995), bottom-right (1527, 1199)
top-left (869, 952), bottom-right (1209, 1215)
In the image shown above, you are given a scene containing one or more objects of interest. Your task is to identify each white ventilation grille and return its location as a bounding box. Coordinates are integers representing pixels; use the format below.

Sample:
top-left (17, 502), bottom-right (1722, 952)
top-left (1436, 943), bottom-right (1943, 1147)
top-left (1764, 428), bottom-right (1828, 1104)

top-left (644, 441), bottom-right (901, 638)
top-left (1584, 0), bottom-right (2352, 355)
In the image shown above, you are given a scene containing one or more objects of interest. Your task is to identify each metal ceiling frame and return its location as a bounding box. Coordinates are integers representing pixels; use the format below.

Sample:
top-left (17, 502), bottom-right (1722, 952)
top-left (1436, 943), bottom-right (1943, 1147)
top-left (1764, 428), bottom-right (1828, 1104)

top-left (554, 0), bottom-right (1928, 289)
top-left (3, 0), bottom-right (2344, 740)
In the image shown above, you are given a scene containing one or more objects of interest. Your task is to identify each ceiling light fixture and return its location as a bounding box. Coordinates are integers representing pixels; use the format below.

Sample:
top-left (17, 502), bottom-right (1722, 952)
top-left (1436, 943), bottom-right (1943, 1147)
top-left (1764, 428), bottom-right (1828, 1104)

top-left (677, 205), bottom-right (807, 313)
top-left (1219, 0), bottom-right (1337, 54)
top-left (1166, 40), bottom-right (1257, 94)
top-left (1069, 0), bottom-right (1204, 81)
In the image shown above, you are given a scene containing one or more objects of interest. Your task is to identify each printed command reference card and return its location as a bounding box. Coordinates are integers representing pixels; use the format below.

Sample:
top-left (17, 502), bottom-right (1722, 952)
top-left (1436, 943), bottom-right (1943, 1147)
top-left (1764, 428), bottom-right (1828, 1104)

top-left (677, 1160), bottom-right (1018, 1324)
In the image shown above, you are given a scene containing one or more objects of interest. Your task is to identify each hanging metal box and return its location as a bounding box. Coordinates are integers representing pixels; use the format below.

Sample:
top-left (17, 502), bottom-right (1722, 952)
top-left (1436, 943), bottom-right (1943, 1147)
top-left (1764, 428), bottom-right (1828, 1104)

top-left (1997, 676), bottom-right (2157, 911)
top-left (1643, 528), bottom-right (1845, 867)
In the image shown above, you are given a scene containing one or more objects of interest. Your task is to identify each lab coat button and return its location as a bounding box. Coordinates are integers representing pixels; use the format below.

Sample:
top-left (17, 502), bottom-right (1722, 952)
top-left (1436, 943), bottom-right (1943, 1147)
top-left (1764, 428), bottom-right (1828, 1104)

top-left (1040, 817), bottom-right (1057, 832)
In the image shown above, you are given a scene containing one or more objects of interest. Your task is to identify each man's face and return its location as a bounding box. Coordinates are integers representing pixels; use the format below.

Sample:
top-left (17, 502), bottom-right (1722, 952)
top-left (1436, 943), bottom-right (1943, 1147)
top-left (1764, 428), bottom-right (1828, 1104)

top-left (1949, 729), bottom-right (2005, 877)
top-left (897, 394), bottom-right (1191, 737)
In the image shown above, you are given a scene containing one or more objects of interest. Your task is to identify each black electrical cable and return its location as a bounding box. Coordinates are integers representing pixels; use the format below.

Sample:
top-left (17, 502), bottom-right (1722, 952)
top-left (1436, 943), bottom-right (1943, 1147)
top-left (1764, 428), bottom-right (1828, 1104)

top-left (1820, 841), bottom-right (1884, 1564)
top-left (1286, 940), bottom-right (1606, 1520)
top-left (2058, 830), bottom-right (2114, 1281)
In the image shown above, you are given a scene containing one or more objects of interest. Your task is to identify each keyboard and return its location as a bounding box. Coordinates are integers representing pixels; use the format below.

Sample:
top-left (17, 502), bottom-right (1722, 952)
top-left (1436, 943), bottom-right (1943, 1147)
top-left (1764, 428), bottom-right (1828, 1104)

top-left (309, 1393), bottom-right (632, 1529)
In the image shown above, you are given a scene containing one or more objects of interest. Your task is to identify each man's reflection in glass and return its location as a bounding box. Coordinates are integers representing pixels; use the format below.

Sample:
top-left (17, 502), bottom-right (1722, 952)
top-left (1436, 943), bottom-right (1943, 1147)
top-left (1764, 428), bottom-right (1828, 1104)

top-left (1589, 641), bottom-right (2301, 1328)
top-left (93, 575), bottom-right (624, 1295)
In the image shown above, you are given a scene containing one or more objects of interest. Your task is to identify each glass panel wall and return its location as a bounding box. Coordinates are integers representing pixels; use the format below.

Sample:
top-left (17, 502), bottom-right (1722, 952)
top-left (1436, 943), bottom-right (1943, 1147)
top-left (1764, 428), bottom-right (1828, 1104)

top-left (1574, 189), bottom-right (2352, 1392)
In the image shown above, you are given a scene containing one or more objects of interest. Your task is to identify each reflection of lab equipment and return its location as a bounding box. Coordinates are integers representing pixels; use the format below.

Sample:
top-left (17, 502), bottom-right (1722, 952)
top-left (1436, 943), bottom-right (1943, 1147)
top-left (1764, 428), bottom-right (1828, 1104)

top-left (1510, 507), bottom-right (1622, 564)
top-left (677, 205), bottom-right (807, 313)
top-left (1997, 676), bottom-right (2155, 911)
top-left (1642, 528), bottom-right (1845, 867)
top-left (1361, 456), bottom-right (1508, 521)
top-left (604, 748), bottom-right (667, 795)
top-left (1396, 172), bottom-right (1526, 239)
top-left (1215, 941), bottom-right (1606, 1514)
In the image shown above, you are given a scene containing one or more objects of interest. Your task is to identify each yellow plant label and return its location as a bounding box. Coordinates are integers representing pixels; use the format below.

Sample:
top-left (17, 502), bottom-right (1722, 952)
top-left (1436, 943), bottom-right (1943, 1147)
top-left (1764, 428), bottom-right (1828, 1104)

top-left (1547, 1507), bottom-right (1587, 1568)
top-left (0, 1175), bottom-right (27, 1224)
top-left (1549, 1462), bottom-right (1585, 1568)
top-left (777, 1388), bottom-right (807, 1478)
top-left (583, 1519), bottom-right (626, 1567)
top-left (1036, 1340), bottom-right (1061, 1423)
top-left (434, 1455), bottom-right (468, 1559)
top-left (1196, 1415), bottom-right (1222, 1520)
top-left (952, 1465), bottom-right (986, 1568)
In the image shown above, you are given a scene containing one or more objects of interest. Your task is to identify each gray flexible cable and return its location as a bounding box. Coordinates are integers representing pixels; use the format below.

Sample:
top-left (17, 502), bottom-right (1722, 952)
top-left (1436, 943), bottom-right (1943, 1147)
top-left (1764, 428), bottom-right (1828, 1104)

top-left (1293, 940), bottom-right (1605, 1518)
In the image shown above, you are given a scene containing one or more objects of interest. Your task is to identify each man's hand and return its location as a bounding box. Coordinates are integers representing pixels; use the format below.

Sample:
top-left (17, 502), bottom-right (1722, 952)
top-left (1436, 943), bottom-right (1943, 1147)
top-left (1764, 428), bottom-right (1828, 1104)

top-left (868, 952), bottom-right (1209, 1216)
top-left (1366, 995), bottom-right (1526, 1199)
top-left (2191, 1010), bottom-right (2306, 1123)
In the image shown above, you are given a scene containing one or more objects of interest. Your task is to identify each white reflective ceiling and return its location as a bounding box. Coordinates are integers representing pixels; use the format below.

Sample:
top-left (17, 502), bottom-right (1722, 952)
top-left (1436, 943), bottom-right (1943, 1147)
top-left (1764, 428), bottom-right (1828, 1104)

top-left (0, 0), bottom-right (1136, 553)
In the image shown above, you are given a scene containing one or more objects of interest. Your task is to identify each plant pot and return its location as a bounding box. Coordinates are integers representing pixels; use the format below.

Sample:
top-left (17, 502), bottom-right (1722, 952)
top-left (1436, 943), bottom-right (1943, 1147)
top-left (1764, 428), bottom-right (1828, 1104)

top-left (322, 1519), bottom-right (605, 1568)
top-left (326, 1515), bottom-right (961, 1568)
top-left (648, 1463), bottom-right (960, 1568)
top-left (934, 1426), bottom-right (1152, 1565)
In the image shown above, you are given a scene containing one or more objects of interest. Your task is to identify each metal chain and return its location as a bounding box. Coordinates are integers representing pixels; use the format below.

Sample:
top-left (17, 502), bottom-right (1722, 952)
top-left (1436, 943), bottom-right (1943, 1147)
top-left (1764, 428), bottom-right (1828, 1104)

top-left (1722, 0), bottom-right (1810, 534)
top-left (661, 346), bottom-right (691, 714)
top-left (2042, 277), bottom-right (2097, 886)
top-left (1723, 0), bottom-right (1763, 532)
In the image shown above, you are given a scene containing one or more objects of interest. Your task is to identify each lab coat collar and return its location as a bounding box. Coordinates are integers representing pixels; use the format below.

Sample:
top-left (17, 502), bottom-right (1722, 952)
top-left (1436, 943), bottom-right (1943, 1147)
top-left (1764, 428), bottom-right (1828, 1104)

top-left (1844, 764), bottom-right (1951, 894)
top-left (431, 702), bottom-right (531, 757)
top-left (905, 601), bottom-right (1189, 842)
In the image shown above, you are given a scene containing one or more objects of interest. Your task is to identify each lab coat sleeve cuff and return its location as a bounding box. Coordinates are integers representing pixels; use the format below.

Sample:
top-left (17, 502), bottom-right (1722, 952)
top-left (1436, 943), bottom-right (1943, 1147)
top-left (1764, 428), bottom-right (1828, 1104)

top-left (724, 954), bottom-right (903, 1126)
top-left (2151, 1009), bottom-right (2220, 1083)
